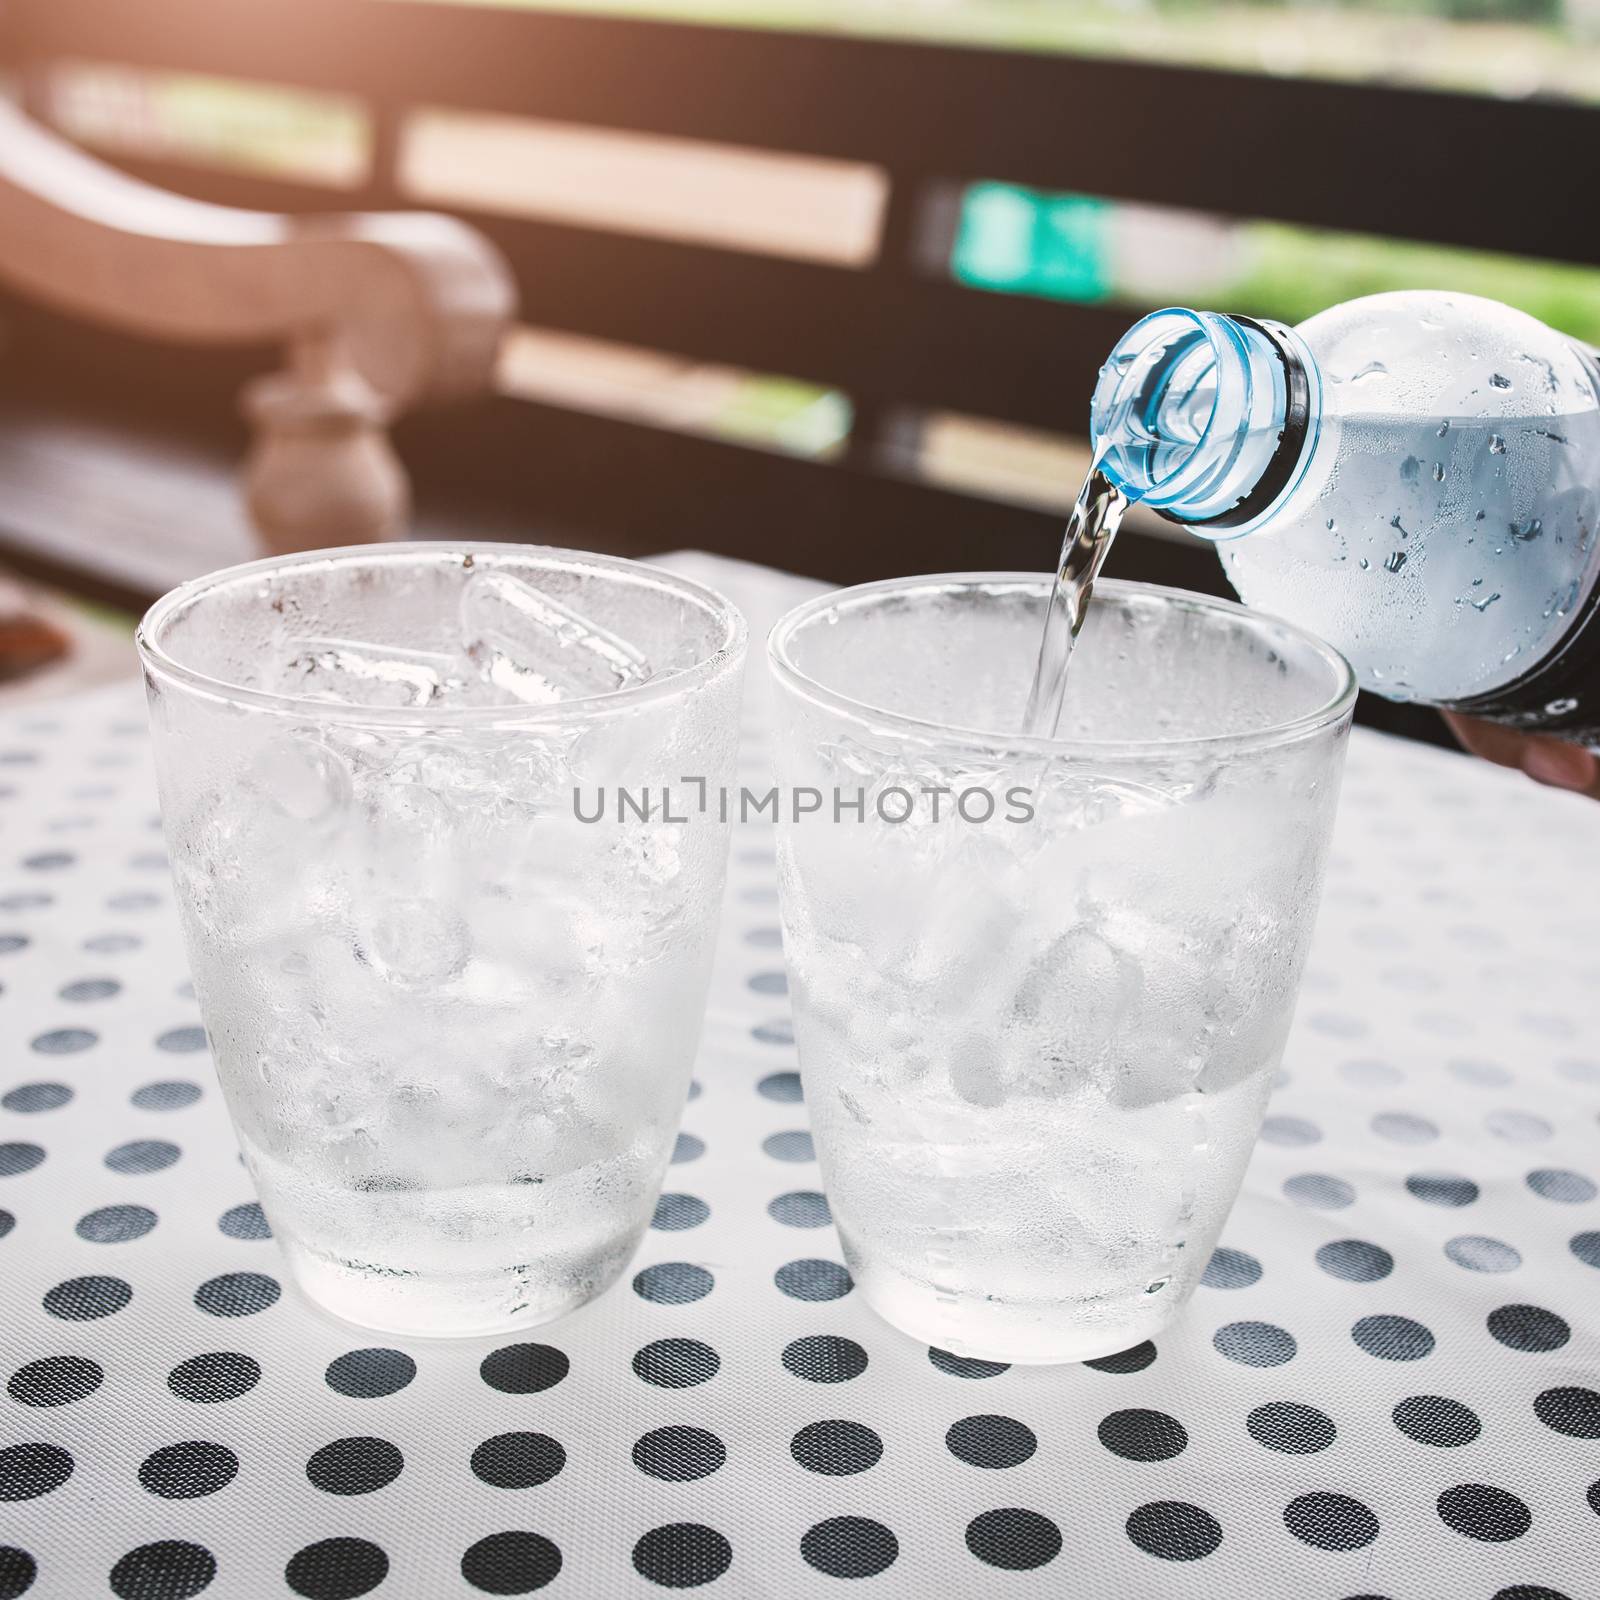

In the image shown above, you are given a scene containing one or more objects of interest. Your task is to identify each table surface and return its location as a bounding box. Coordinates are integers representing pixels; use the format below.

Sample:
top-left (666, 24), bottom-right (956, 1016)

top-left (1, 553), bottom-right (1597, 1600)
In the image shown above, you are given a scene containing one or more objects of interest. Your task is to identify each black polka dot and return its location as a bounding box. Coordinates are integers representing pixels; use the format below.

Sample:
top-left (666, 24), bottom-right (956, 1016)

top-left (132, 1080), bottom-right (201, 1110)
top-left (1, 1083), bottom-right (70, 1114)
top-left (783, 1335), bottom-right (866, 1384)
top-left (1393, 1394), bottom-right (1481, 1447)
top-left (0, 1548), bottom-right (35, 1600)
top-left (217, 1202), bottom-right (270, 1240)
top-left (634, 1262), bottom-right (714, 1305)
top-left (762, 1130), bottom-right (814, 1161)
top-left (1202, 1247), bottom-right (1262, 1288)
top-left (480, 1344), bottom-right (569, 1394)
top-left (931, 1345), bottom-right (1010, 1378)
top-left (1316, 1239), bottom-right (1394, 1282)
top-left (30, 1028), bottom-right (95, 1055)
top-left (1098, 1408), bottom-right (1187, 1462)
top-left (0, 1445), bottom-right (71, 1502)
top-left (1407, 1172), bottom-right (1478, 1207)
top-left (767, 1190), bottom-right (830, 1227)
top-left (1526, 1168), bottom-right (1597, 1203)
top-left (774, 1259), bottom-right (851, 1301)
top-left (1488, 1304), bottom-right (1570, 1353)
top-left (0, 935), bottom-right (27, 956)
top-left (1214, 1321), bottom-right (1296, 1366)
top-left (966, 1509), bottom-right (1062, 1571)
top-left (1487, 1109), bottom-right (1553, 1143)
top-left (751, 1019), bottom-right (793, 1046)
top-left (324, 1347), bottom-right (415, 1398)
top-left (686, 1079), bottom-right (701, 1101)
top-left (1590, 1479), bottom-right (1600, 1518)
top-left (631, 1523), bottom-right (732, 1588)
top-left (139, 1441), bottom-right (237, 1499)
top-left (0, 1211), bottom-right (12, 1239)
top-left (651, 1193), bottom-right (709, 1231)
top-left (1125, 1501), bottom-right (1222, 1561)
top-left (1534, 1387), bottom-right (1600, 1439)
top-left (285, 1537), bottom-right (389, 1599)
top-left (1489, 1588), bottom-right (1573, 1600)
top-left (1572, 1232), bottom-right (1600, 1270)
top-left (22, 852), bottom-right (73, 871)
top-left (306, 1436), bottom-right (403, 1495)
top-left (1247, 1401), bottom-right (1335, 1453)
top-left (948, 1414), bottom-right (1036, 1469)
top-left (745, 926), bottom-right (782, 949)
top-left (792, 1420), bottom-right (881, 1475)
top-left (77, 1203), bottom-right (157, 1243)
top-left (461, 1532), bottom-right (562, 1594)
top-left (83, 932), bottom-right (138, 954)
top-left (748, 970), bottom-right (787, 995)
top-left (7, 1355), bottom-right (102, 1407)
top-left (1260, 1114), bottom-right (1321, 1146)
top-left (44, 1274), bottom-right (131, 1320)
top-left (1284, 1492), bottom-right (1378, 1551)
top-left (471, 1433), bottom-right (566, 1489)
top-left (671, 1132), bottom-right (705, 1164)
top-left (193, 1272), bottom-right (278, 1317)
top-left (1353, 1314), bottom-right (1434, 1361)
top-left (633, 1338), bottom-right (719, 1389)
top-left (0, 894), bottom-right (50, 912)
top-left (110, 1541), bottom-right (216, 1600)
top-left (634, 1426), bottom-right (726, 1482)
top-left (1445, 1235), bottom-right (1521, 1273)
top-left (1084, 1341), bottom-right (1157, 1375)
top-left (801, 1518), bottom-right (898, 1579)
top-left (1372, 1111), bottom-right (1437, 1143)
top-left (1438, 1483), bottom-right (1532, 1542)
top-left (106, 1139), bottom-right (180, 1174)
top-left (757, 1071), bottom-right (802, 1102)
top-left (107, 890), bottom-right (160, 911)
top-left (59, 977), bottom-right (119, 1002)
top-left (0, 1143), bottom-right (45, 1177)
top-left (157, 1026), bottom-right (207, 1053)
top-left (168, 1353), bottom-right (260, 1404)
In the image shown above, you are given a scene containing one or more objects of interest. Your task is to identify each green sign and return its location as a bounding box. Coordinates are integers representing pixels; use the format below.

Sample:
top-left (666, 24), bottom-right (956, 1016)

top-left (951, 183), bottom-right (1111, 303)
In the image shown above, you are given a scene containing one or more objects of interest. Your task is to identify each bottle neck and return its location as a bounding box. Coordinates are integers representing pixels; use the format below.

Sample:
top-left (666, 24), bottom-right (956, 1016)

top-left (1090, 309), bottom-right (1320, 537)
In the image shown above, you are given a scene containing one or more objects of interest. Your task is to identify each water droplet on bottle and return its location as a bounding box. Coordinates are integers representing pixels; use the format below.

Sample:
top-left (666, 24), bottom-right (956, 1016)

top-left (1546, 696), bottom-right (1579, 716)
top-left (1390, 514), bottom-right (1411, 539)
top-left (1489, 373), bottom-right (1512, 390)
top-left (1384, 550), bottom-right (1409, 575)
top-left (1399, 456), bottom-right (1421, 483)
top-left (1488, 435), bottom-right (1507, 455)
top-left (1432, 462), bottom-right (1446, 482)
top-left (1350, 360), bottom-right (1389, 384)
top-left (1470, 591), bottom-right (1502, 613)
top-left (1358, 557), bottom-right (1370, 571)
top-left (1475, 510), bottom-right (1487, 521)
top-left (1508, 517), bottom-right (1543, 543)
top-left (1436, 419), bottom-right (1451, 437)
top-left (1471, 576), bottom-right (1483, 587)
top-left (1325, 517), bottom-right (1336, 531)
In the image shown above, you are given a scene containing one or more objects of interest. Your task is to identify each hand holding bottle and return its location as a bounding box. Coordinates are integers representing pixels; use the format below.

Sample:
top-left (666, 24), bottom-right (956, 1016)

top-left (1443, 714), bottom-right (1600, 799)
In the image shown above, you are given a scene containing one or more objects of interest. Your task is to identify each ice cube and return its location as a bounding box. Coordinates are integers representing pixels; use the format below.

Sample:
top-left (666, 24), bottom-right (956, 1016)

top-left (460, 571), bottom-right (651, 704)
top-left (281, 638), bottom-right (461, 708)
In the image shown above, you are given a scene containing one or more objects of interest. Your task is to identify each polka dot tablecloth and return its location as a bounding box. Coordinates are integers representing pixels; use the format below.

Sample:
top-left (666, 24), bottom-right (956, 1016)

top-left (2, 552), bottom-right (1598, 1600)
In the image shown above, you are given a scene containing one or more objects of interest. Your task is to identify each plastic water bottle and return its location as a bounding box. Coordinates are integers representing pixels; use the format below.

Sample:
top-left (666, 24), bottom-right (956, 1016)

top-left (1091, 291), bottom-right (1600, 744)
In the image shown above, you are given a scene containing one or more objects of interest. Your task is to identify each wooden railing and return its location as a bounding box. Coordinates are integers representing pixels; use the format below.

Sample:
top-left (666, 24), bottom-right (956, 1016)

top-left (4, 0), bottom-right (1600, 607)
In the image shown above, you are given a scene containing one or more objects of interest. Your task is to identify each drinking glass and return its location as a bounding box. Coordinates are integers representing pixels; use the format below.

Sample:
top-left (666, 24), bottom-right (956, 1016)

top-left (139, 544), bottom-right (745, 1336)
top-left (769, 575), bottom-right (1354, 1363)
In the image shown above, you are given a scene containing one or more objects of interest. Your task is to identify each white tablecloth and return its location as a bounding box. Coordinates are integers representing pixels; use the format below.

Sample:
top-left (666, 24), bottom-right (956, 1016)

top-left (1, 553), bottom-right (1596, 1600)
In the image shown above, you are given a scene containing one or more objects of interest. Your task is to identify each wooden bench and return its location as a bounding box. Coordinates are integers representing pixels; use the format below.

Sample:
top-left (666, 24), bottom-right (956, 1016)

top-left (3, 0), bottom-right (1598, 739)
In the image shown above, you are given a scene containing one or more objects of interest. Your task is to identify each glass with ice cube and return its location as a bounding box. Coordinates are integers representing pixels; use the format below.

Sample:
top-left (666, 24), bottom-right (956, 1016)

top-left (769, 577), bottom-right (1355, 1363)
top-left (138, 545), bottom-right (745, 1336)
